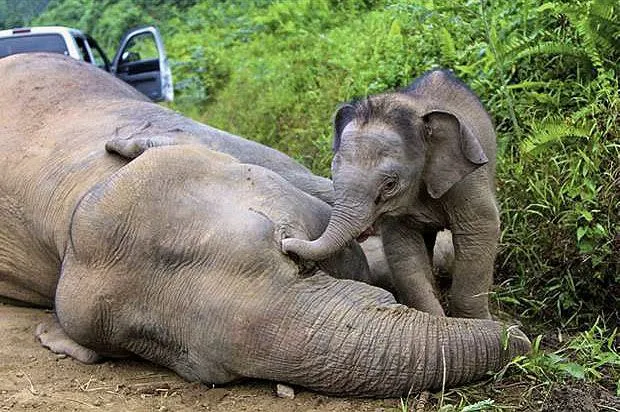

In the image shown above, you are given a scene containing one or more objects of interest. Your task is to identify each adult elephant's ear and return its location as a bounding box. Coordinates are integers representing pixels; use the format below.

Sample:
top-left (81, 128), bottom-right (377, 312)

top-left (332, 103), bottom-right (356, 152)
top-left (422, 110), bottom-right (488, 199)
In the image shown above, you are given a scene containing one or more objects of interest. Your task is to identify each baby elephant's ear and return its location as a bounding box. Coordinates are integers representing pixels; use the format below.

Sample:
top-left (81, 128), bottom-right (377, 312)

top-left (422, 110), bottom-right (488, 199)
top-left (332, 104), bottom-right (356, 152)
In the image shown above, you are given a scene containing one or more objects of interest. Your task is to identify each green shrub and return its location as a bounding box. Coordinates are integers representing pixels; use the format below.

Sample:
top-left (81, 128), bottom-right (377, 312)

top-left (504, 319), bottom-right (619, 392)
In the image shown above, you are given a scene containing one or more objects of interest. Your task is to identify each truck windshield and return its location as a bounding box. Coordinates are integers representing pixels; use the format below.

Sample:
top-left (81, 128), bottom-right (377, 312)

top-left (0, 34), bottom-right (68, 58)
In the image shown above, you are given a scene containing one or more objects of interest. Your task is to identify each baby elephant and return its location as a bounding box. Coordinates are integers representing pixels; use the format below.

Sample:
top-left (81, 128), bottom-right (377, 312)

top-left (283, 70), bottom-right (499, 319)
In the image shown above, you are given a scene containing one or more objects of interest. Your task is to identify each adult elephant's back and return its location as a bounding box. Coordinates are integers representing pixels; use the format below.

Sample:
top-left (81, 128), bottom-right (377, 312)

top-left (0, 53), bottom-right (144, 307)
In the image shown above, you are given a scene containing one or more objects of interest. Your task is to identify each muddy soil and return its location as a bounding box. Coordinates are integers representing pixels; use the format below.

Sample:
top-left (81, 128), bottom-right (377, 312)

top-left (540, 383), bottom-right (620, 412)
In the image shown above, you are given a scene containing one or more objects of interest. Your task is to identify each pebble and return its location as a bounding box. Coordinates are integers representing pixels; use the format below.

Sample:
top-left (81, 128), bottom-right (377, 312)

top-left (276, 383), bottom-right (295, 399)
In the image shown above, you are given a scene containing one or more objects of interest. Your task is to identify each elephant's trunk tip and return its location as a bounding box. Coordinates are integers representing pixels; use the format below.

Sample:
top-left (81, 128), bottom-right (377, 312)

top-left (505, 325), bottom-right (532, 357)
top-left (281, 237), bottom-right (334, 261)
top-left (281, 237), bottom-right (304, 254)
top-left (281, 206), bottom-right (371, 261)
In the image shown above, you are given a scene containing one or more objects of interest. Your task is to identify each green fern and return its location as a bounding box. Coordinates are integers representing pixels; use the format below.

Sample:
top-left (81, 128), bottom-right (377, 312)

top-left (521, 120), bottom-right (591, 155)
top-left (438, 26), bottom-right (457, 64)
top-left (547, 0), bottom-right (618, 67)
top-left (516, 41), bottom-right (590, 63)
top-left (513, 1), bottom-right (619, 69)
top-left (503, 33), bottom-right (538, 57)
top-left (570, 10), bottom-right (604, 68)
top-left (585, 0), bottom-right (620, 55)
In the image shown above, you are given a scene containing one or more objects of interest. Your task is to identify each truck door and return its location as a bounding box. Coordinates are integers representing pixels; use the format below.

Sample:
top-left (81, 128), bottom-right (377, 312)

top-left (110, 26), bottom-right (173, 102)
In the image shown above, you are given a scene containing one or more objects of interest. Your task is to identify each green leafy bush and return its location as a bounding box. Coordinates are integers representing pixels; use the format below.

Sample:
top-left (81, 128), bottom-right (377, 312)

top-left (0, 0), bottom-right (50, 28)
top-left (504, 319), bottom-right (619, 393)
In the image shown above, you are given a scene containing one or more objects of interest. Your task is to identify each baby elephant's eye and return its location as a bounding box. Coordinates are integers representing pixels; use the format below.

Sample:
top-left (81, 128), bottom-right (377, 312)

top-left (382, 178), bottom-right (399, 197)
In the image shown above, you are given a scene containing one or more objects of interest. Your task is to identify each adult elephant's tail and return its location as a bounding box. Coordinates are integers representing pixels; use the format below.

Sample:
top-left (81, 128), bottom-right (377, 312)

top-left (229, 273), bottom-right (530, 397)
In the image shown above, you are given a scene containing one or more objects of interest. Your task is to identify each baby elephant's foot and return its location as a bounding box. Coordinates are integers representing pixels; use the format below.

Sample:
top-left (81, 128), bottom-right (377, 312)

top-left (35, 315), bottom-right (100, 364)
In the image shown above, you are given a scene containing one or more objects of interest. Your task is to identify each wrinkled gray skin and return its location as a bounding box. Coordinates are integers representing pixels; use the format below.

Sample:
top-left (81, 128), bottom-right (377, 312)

top-left (283, 70), bottom-right (499, 319)
top-left (0, 54), bottom-right (529, 397)
top-left (104, 127), bottom-right (335, 205)
top-left (362, 230), bottom-right (455, 297)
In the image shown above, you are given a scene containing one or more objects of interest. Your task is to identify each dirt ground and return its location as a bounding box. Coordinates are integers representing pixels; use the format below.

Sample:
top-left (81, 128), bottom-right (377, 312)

top-left (2, 304), bottom-right (618, 412)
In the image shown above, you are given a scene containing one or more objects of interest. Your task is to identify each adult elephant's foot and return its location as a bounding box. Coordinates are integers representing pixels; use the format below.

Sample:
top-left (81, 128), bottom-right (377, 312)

top-left (35, 314), bottom-right (101, 363)
top-left (105, 130), bottom-right (195, 160)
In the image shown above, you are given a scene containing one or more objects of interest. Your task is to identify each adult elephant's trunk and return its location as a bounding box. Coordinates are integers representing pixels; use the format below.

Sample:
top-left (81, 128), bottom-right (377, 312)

top-left (282, 194), bottom-right (373, 261)
top-left (230, 274), bottom-right (531, 397)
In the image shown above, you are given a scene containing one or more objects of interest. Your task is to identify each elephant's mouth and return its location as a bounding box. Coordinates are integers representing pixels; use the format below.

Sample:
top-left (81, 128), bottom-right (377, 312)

top-left (356, 225), bottom-right (376, 243)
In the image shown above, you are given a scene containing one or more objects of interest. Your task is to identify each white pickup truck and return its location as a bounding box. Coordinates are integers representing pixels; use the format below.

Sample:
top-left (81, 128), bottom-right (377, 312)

top-left (0, 25), bottom-right (173, 102)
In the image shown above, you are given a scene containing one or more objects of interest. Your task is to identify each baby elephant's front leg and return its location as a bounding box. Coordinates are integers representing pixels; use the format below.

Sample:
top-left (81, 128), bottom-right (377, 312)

top-left (381, 218), bottom-right (445, 316)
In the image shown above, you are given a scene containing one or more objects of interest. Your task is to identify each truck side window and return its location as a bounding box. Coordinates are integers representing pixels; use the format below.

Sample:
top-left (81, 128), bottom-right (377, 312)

top-left (119, 32), bottom-right (158, 65)
top-left (0, 34), bottom-right (68, 58)
top-left (74, 36), bottom-right (91, 63)
top-left (89, 43), bottom-right (107, 69)
top-left (86, 36), bottom-right (110, 72)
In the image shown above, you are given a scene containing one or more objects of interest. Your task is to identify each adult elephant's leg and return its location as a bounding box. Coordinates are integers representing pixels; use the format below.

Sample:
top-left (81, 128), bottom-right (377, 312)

top-left (105, 132), bottom-right (194, 159)
top-left (381, 217), bottom-right (445, 315)
top-left (35, 314), bottom-right (100, 363)
top-left (51, 254), bottom-right (137, 365)
top-left (106, 131), bottom-right (335, 205)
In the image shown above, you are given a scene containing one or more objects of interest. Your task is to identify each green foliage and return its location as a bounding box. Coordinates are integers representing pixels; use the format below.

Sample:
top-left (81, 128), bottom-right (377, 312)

top-left (32, 0), bottom-right (188, 56)
top-left (502, 320), bottom-right (619, 393)
top-left (520, 1), bottom-right (620, 69)
top-left (0, 0), bottom-right (50, 28)
top-left (32, 0), bottom-right (619, 333)
top-left (162, 1), bottom-right (265, 117)
top-left (493, 1), bottom-right (619, 328)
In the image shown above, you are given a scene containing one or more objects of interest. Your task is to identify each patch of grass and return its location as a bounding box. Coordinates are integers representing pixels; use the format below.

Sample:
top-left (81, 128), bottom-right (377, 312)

top-left (503, 320), bottom-right (619, 393)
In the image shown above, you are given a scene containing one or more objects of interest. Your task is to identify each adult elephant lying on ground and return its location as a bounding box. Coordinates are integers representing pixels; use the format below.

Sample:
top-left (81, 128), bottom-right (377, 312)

top-left (0, 54), bottom-right (529, 397)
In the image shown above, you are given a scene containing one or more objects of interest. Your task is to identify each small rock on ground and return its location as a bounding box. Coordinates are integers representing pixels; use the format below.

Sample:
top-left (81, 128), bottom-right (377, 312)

top-left (276, 383), bottom-right (295, 399)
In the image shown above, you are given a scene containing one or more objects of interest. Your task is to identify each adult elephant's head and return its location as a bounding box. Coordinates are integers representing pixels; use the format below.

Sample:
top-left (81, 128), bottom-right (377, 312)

top-left (282, 70), bottom-right (491, 260)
